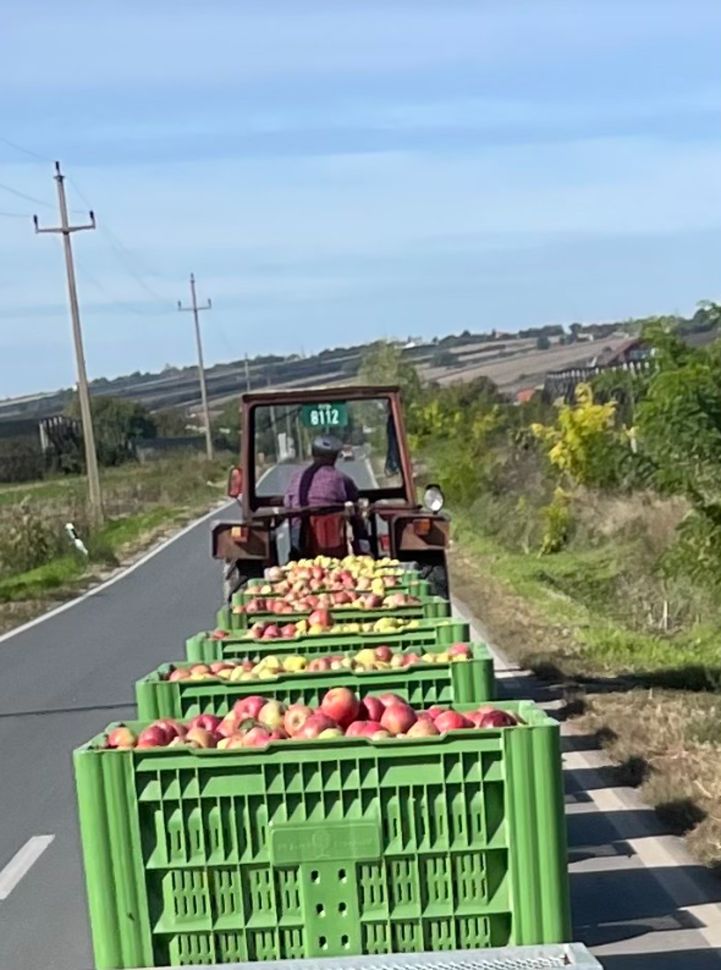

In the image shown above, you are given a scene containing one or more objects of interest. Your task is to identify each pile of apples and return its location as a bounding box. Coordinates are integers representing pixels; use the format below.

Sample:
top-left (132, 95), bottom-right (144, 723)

top-left (266, 555), bottom-right (405, 583)
top-left (164, 643), bottom-right (472, 683)
top-left (104, 688), bottom-right (519, 751)
top-left (239, 613), bottom-right (418, 640)
top-left (234, 590), bottom-right (420, 619)
top-left (248, 565), bottom-right (405, 601)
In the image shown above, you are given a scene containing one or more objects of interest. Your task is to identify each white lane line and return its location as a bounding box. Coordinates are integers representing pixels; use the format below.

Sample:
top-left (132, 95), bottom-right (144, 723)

top-left (0, 502), bottom-right (233, 647)
top-left (0, 836), bottom-right (55, 900)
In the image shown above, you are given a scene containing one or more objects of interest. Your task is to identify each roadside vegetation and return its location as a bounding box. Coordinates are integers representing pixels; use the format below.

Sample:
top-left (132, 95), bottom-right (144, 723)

top-left (0, 398), bottom-right (231, 634)
top-left (363, 303), bottom-right (721, 869)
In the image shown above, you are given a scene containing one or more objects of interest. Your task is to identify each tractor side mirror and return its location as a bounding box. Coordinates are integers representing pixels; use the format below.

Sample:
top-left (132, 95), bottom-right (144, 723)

top-left (227, 466), bottom-right (243, 498)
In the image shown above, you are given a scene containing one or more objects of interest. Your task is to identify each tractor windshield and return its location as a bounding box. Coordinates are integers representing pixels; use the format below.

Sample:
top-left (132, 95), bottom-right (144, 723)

top-left (250, 395), bottom-right (406, 503)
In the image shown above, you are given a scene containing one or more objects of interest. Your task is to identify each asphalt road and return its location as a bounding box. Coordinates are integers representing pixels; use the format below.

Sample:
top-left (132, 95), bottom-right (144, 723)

top-left (0, 500), bottom-right (720, 969)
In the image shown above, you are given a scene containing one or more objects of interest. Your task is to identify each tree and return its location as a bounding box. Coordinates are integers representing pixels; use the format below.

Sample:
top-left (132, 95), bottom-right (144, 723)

top-left (536, 334), bottom-right (551, 351)
top-left (358, 341), bottom-right (422, 405)
top-left (65, 396), bottom-right (157, 466)
top-left (154, 408), bottom-right (190, 437)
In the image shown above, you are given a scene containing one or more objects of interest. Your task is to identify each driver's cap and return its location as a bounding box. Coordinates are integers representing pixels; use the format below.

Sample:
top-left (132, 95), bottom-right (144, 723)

top-left (312, 434), bottom-right (343, 458)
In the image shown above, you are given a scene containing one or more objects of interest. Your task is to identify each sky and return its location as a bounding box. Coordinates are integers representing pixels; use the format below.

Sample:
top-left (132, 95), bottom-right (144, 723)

top-left (0, 0), bottom-right (720, 397)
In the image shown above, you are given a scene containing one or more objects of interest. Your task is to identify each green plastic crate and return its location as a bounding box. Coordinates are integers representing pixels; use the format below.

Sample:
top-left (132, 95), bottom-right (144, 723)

top-left (187, 619), bottom-right (471, 665)
top-left (238, 577), bottom-right (431, 604)
top-left (74, 700), bottom-right (570, 969)
top-left (135, 645), bottom-right (494, 721)
top-left (221, 596), bottom-right (451, 633)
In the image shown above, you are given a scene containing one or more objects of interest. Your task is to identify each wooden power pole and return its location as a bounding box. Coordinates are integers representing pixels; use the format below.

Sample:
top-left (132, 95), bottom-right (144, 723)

top-left (34, 162), bottom-right (103, 525)
top-left (178, 273), bottom-right (214, 461)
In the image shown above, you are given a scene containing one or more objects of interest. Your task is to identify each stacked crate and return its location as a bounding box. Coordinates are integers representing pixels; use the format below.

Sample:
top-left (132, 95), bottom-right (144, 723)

top-left (74, 556), bottom-right (572, 970)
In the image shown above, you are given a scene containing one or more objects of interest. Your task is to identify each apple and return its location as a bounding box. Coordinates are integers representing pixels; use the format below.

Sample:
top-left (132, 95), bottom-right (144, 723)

top-left (389, 653), bottom-right (405, 669)
top-left (425, 705), bottom-right (448, 721)
top-left (209, 661), bottom-right (230, 675)
top-left (242, 726), bottom-right (272, 747)
top-left (284, 704), bottom-right (313, 737)
top-left (478, 709), bottom-right (518, 728)
top-left (320, 687), bottom-right (360, 729)
top-left (168, 667), bottom-right (192, 682)
top-left (308, 608), bottom-right (332, 629)
top-left (359, 696), bottom-right (384, 722)
top-left (258, 700), bottom-right (285, 730)
top-left (281, 623), bottom-right (298, 640)
top-left (233, 696), bottom-right (266, 720)
top-left (185, 726), bottom-right (217, 748)
top-left (377, 692), bottom-right (405, 708)
top-left (434, 710), bottom-right (472, 733)
top-left (380, 703), bottom-right (417, 736)
top-left (448, 643), bottom-right (472, 658)
top-left (318, 727), bottom-right (344, 740)
top-left (262, 624), bottom-right (281, 640)
top-left (407, 718), bottom-right (440, 738)
top-left (297, 713), bottom-right (338, 739)
top-left (137, 724), bottom-right (170, 748)
top-left (307, 657), bottom-right (331, 673)
top-left (374, 645), bottom-right (393, 662)
top-left (345, 721), bottom-right (369, 737)
top-left (210, 628), bottom-right (229, 640)
top-left (401, 653), bottom-right (421, 667)
top-left (268, 728), bottom-right (289, 741)
top-left (155, 719), bottom-right (187, 739)
top-left (189, 664), bottom-right (210, 676)
top-left (190, 714), bottom-right (221, 733)
top-left (107, 725), bottom-right (137, 749)
top-left (217, 713), bottom-right (240, 738)
top-left (267, 566), bottom-right (284, 582)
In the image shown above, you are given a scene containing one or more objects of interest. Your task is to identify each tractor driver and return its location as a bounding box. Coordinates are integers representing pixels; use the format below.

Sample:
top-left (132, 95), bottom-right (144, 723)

top-left (283, 435), bottom-right (369, 556)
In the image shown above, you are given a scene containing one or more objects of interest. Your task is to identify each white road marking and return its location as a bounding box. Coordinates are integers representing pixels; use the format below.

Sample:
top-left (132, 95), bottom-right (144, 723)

top-left (0, 502), bottom-right (233, 647)
top-left (0, 836), bottom-right (55, 900)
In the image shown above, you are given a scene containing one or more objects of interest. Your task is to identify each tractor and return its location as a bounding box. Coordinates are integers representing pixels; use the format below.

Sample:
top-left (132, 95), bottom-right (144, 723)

top-left (211, 385), bottom-right (450, 602)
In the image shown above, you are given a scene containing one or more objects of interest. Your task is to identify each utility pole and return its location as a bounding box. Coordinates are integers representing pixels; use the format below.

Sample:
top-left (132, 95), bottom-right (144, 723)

top-left (178, 273), bottom-right (213, 460)
top-left (34, 162), bottom-right (103, 526)
top-left (244, 354), bottom-right (251, 392)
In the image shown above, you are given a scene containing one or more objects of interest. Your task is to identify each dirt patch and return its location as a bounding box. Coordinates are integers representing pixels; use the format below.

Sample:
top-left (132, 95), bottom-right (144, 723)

top-left (450, 544), bottom-right (721, 872)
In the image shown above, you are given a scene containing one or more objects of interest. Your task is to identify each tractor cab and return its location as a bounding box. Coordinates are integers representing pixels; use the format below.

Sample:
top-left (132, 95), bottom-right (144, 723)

top-left (211, 385), bottom-right (450, 600)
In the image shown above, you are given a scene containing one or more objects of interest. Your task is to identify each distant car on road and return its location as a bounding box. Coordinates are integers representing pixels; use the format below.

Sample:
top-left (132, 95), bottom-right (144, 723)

top-left (340, 444), bottom-right (354, 461)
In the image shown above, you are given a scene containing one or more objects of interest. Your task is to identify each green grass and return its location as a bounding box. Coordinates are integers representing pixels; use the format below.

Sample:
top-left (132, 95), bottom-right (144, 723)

top-left (452, 509), bottom-right (721, 689)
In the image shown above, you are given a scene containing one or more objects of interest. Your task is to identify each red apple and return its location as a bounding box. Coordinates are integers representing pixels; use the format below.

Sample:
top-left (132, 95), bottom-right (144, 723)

top-left (217, 712), bottom-right (240, 738)
top-left (284, 704), bottom-right (313, 737)
top-left (210, 628), bottom-right (229, 640)
top-left (281, 623), bottom-right (298, 639)
top-left (377, 692), bottom-right (405, 708)
top-left (233, 696), bottom-right (266, 720)
top-left (262, 624), bottom-right (281, 640)
top-left (268, 728), bottom-right (289, 741)
top-left (190, 714), bottom-right (221, 733)
top-left (189, 664), bottom-right (210, 676)
top-left (425, 705), bottom-right (448, 721)
top-left (307, 657), bottom-right (331, 673)
top-left (106, 725), bottom-right (137, 749)
top-left (308, 608), bottom-right (332, 629)
top-left (155, 719), bottom-right (187, 739)
top-left (137, 724), bottom-right (170, 748)
top-left (478, 709), bottom-right (518, 728)
top-left (358, 696), bottom-right (384, 721)
top-left (242, 726), bottom-right (272, 747)
top-left (345, 720), bottom-right (369, 737)
top-left (401, 653), bottom-right (421, 667)
top-left (297, 713), bottom-right (338, 739)
top-left (320, 687), bottom-right (360, 729)
top-left (374, 645), bottom-right (393, 662)
top-left (448, 643), bottom-right (472, 658)
top-left (434, 710), bottom-right (472, 733)
top-left (250, 622), bottom-right (265, 639)
top-left (380, 702), bottom-right (417, 736)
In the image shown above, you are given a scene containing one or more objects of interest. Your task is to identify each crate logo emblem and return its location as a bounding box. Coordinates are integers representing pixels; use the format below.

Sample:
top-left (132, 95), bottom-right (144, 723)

top-left (270, 820), bottom-right (381, 865)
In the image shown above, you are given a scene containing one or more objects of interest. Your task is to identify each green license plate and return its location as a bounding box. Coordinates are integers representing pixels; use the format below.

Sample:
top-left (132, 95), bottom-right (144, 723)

top-left (300, 402), bottom-right (348, 429)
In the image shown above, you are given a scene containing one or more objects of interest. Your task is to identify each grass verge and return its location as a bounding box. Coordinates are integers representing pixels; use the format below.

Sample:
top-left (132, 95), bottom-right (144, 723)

top-left (0, 455), bottom-right (230, 634)
top-left (450, 508), bottom-right (721, 871)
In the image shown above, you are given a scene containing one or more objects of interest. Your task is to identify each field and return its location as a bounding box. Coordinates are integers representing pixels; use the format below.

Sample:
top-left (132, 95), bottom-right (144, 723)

top-left (0, 455), bottom-right (228, 634)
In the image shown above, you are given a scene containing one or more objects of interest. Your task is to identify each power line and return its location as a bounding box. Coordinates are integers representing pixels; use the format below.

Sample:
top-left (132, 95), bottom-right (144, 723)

top-left (0, 135), bottom-right (52, 163)
top-left (0, 180), bottom-right (56, 209)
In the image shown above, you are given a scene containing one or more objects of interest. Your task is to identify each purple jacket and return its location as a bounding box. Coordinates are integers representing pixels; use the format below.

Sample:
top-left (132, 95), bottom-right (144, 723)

top-left (284, 464), bottom-right (359, 509)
